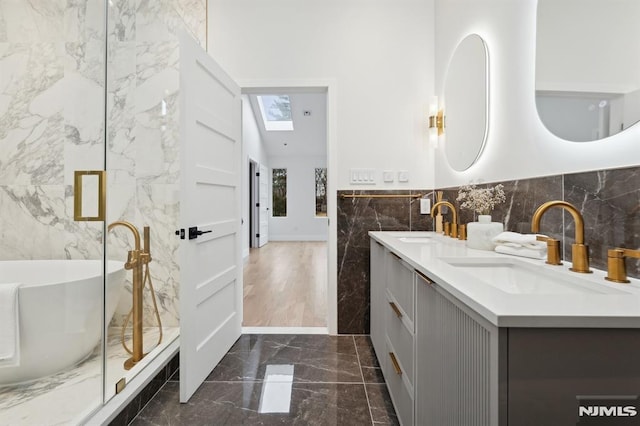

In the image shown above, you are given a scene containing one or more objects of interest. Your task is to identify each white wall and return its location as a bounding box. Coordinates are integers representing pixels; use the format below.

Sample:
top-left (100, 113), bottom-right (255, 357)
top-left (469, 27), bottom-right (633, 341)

top-left (241, 95), bottom-right (269, 258)
top-left (269, 156), bottom-right (328, 241)
top-left (208, 0), bottom-right (436, 190)
top-left (433, 0), bottom-right (640, 188)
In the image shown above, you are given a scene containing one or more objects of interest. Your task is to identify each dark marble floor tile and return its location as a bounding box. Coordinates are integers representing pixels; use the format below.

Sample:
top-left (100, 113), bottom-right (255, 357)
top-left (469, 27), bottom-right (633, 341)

top-left (361, 366), bottom-right (385, 384)
top-left (206, 334), bottom-right (362, 383)
top-left (366, 384), bottom-right (400, 425)
top-left (131, 381), bottom-right (373, 426)
top-left (354, 335), bottom-right (380, 368)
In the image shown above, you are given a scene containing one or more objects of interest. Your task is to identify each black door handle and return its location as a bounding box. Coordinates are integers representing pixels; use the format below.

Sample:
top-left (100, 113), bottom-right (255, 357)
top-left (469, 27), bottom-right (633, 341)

top-left (189, 226), bottom-right (212, 240)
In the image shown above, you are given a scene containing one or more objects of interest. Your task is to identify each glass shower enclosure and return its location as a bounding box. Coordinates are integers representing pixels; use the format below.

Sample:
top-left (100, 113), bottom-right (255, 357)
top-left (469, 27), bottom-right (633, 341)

top-left (0, 0), bottom-right (203, 423)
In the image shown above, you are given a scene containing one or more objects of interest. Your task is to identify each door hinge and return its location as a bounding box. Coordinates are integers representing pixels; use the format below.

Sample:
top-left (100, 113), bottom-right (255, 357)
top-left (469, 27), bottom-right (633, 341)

top-left (256, 172), bottom-right (260, 177)
top-left (256, 233), bottom-right (260, 238)
top-left (115, 377), bottom-right (126, 394)
top-left (256, 202), bottom-right (260, 207)
top-left (175, 229), bottom-right (185, 239)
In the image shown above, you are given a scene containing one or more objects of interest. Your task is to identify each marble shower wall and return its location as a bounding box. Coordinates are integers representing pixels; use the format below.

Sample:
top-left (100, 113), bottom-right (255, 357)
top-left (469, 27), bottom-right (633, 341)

top-left (0, 0), bottom-right (206, 328)
top-left (106, 0), bottom-right (206, 328)
top-left (337, 165), bottom-right (640, 334)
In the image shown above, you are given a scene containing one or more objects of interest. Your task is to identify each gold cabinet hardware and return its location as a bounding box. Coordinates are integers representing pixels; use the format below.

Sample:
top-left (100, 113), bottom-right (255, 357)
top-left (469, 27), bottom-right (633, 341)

top-left (536, 235), bottom-right (562, 265)
top-left (532, 200), bottom-right (591, 273)
top-left (415, 270), bottom-right (433, 285)
top-left (389, 301), bottom-right (403, 318)
top-left (73, 170), bottom-right (106, 221)
top-left (389, 352), bottom-right (403, 375)
top-left (605, 248), bottom-right (640, 284)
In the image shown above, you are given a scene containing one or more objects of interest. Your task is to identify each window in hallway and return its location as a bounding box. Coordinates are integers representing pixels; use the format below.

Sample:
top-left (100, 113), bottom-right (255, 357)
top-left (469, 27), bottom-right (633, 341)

top-left (272, 168), bottom-right (287, 217)
top-left (315, 167), bottom-right (327, 217)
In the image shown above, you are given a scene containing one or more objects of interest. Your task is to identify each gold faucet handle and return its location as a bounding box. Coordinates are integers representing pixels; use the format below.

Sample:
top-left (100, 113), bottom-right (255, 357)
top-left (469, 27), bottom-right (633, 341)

top-left (606, 248), bottom-right (640, 284)
top-left (449, 222), bottom-right (458, 239)
top-left (458, 224), bottom-right (467, 241)
top-left (536, 235), bottom-right (562, 266)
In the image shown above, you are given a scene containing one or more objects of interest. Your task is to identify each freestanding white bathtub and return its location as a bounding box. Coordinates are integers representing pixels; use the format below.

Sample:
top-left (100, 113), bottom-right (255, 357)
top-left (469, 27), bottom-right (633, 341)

top-left (0, 260), bottom-right (125, 386)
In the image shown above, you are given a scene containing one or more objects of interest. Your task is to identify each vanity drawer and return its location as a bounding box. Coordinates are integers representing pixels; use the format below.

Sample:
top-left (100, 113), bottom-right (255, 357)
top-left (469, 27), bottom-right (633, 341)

top-left (385, 294), bottom-right (414, 385)
top-left (386, 252), bottom-right (415, 324)
top-left (385, 338), bottom-right (414, 426)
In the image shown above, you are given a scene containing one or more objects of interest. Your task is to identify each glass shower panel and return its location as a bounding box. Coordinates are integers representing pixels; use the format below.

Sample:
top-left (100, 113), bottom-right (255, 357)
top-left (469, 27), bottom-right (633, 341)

top-left (0, 0), bottom-right (108, 424)
top-left (102, 0), bottom-right (206, 402)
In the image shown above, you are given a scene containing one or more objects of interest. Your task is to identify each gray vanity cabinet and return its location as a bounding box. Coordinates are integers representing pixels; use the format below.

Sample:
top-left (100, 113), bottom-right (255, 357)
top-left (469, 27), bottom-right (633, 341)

top-left (370, 240), bottom-right (387, 360)
top-left (370, 241), bottom-right (415, 426)
top-left (371, 234), bottom-right (640, 425)
top-left (370, 239), bottom-right (500, 426)
top-left (415, 270), bottom-right (500, 426)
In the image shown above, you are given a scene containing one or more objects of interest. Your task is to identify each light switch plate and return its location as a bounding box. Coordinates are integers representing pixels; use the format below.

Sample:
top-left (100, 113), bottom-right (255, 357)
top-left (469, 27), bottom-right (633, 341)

top-left (383, 170), bottom-right (394, 183)
top-left (398, 170), bottom-right (409, 182)
top-left (420, 198), bottom-right (431, 214)
top-left (350, 168), bottom-right (376, 185)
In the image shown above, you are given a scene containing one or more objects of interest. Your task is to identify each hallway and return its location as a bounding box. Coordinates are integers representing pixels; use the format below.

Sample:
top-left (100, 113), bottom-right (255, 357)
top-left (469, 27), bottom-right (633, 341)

top-left (129, 334), bottom-right (398, 425)
top-left (243, 242), bottom-right (327, 327)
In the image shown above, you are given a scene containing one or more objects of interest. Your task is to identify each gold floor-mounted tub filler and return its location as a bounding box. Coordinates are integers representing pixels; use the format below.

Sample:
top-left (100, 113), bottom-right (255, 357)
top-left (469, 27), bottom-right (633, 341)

top-left (108, 221), bottom-right (163, 370)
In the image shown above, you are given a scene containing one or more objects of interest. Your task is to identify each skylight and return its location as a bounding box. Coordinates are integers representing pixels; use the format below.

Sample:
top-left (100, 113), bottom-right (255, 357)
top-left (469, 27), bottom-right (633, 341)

top-left (257, 95), bottom-right (294, 131)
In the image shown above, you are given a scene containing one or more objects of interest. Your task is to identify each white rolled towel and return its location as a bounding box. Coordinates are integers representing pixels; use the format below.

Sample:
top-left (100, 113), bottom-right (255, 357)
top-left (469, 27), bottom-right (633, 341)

top-left (495, 245), bottom-right (547, 260)
top-left (492, 231), bottom-right (547, 250)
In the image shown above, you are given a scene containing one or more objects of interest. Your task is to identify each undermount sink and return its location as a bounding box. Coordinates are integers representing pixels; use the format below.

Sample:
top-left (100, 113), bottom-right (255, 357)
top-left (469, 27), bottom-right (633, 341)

top-left (398, 237), bottom-right (433, 244)
top-left (385, 232), bottom-right (435, 243)
top-left (440, 257), bottom-right (629, 295)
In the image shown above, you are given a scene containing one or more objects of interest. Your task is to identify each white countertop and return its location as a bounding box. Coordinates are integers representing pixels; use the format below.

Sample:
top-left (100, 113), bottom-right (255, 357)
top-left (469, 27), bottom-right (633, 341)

top-left (369, 231), bottom-right (640, 328)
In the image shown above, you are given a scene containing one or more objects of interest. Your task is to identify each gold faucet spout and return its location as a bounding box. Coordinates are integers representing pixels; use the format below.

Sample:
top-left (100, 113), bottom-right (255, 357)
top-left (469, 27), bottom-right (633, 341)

top-left (531, 200), bottom-right (591, 273)
top-left (108, 220), bottom-right (142, 251)
top-left (531, 201), bottom-right (584, 244)
top-left (431, 201), bottom-right (458, 238)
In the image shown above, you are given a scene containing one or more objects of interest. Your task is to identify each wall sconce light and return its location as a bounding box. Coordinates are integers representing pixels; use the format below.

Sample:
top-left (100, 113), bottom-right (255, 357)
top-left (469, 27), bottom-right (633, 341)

top-left (429, 111), bottom-right (444, 135)
top-left (428, 96), bottom-right (445, 147)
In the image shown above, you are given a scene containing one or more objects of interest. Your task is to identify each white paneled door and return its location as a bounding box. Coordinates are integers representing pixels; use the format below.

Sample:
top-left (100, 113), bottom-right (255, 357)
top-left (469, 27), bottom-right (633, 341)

top-left (258, 164), bottom-right (269, 247)
top-left (178, 33), bottom-right (242, 403)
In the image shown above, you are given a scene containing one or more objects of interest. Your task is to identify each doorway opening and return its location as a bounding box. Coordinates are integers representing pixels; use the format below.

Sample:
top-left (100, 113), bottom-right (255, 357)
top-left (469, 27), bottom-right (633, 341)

top-left (241, 87), bottom-right (329, 332)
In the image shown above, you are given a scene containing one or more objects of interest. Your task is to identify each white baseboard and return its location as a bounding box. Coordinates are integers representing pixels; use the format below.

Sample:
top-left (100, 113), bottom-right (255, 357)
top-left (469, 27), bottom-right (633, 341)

top-left (267, 235), bottom-right (328, 242)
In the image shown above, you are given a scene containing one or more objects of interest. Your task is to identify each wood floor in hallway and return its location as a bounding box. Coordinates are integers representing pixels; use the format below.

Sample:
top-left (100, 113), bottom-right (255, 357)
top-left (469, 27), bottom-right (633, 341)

top-left (243, 241), bottom-right (327, 327)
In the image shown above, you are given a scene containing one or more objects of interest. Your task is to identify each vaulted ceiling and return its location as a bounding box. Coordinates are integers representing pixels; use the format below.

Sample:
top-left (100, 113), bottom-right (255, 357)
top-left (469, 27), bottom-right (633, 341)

top-left (244, 89), bottom-right (327, 158)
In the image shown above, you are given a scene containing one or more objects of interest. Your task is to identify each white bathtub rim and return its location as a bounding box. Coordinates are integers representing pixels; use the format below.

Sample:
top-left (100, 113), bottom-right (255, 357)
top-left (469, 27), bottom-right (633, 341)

top-left (0, 259), bottom-right (125, 289)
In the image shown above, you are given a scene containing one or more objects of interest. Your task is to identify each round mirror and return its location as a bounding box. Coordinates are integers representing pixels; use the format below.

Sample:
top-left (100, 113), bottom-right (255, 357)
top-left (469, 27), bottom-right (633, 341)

top-left (536, 0), bottom-right (640, 142)
top-left (444, 34), bottom-right (489, 171)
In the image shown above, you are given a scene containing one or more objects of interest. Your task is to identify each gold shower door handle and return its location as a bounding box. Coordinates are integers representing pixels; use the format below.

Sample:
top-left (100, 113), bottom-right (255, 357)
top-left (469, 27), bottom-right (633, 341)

top-left (74, 170), bottom-right (106, 221)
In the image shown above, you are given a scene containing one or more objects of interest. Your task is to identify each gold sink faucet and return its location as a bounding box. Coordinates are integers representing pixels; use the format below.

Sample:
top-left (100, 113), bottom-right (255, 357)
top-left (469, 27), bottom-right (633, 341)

top-left (431, 201), bottom-right (458, 238)
top-left (605, 248), bottom-right (640, 283)
top-left (531, 201), bottom-right (591, 273)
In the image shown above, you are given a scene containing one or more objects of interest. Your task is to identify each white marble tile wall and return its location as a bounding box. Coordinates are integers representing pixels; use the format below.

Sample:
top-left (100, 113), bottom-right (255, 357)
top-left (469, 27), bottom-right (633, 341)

top-left (0, 0), bottom-right (206, 328)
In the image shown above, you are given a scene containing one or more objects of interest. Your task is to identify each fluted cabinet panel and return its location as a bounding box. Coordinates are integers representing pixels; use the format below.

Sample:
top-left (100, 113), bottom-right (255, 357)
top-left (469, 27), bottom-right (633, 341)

top-left (416, 275), bottom-right (499, 426)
